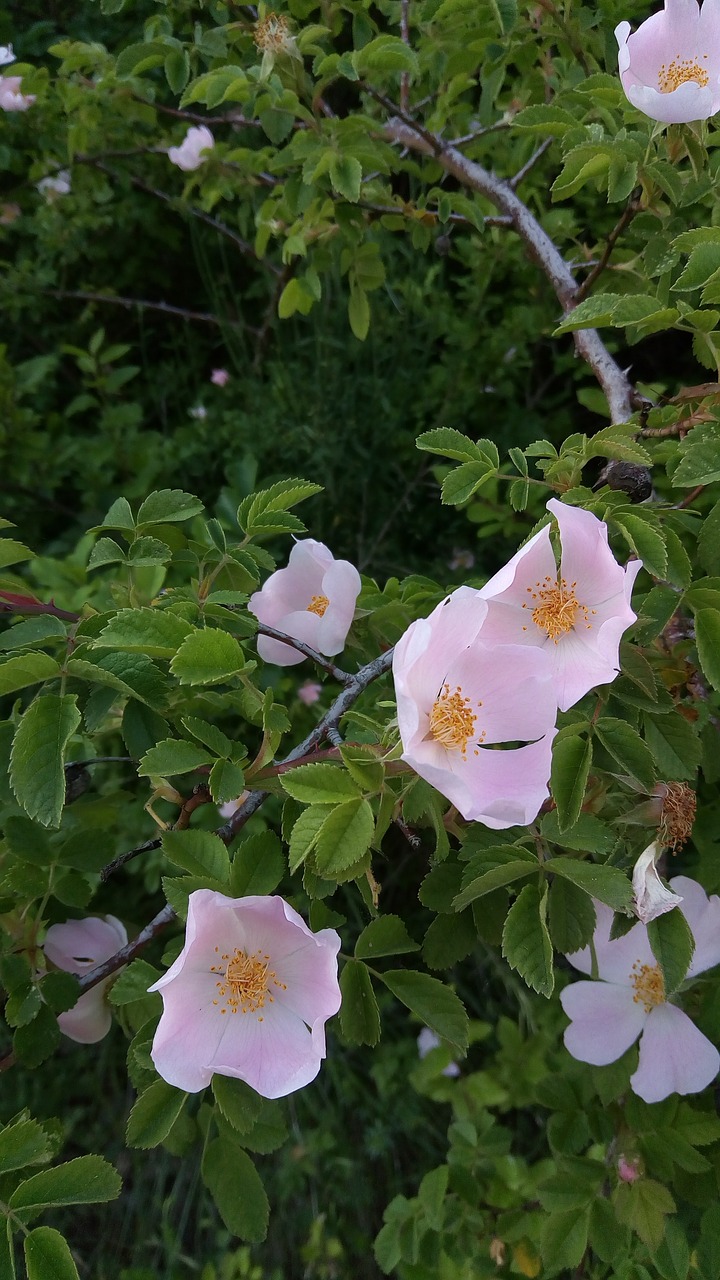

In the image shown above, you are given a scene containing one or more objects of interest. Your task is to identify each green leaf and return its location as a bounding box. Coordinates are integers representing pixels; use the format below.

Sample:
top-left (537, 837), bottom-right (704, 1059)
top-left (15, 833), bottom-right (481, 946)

top-left (9, 1155), bottom-right (122, 1218)
top-left (453, 846), bottom-right (537, 909)
top-left (212, 1076), bottom-right (263, 1134)
top-left (24, 1227), bottom-right (80, 1280)
top-left (137, 489), bottom-right (204, 525)
top-left (239, 479), bottom-right (322, 538)
top-left (348, 286), bottom-right (370, 341)
top-left (139, 738), bottom-right (213, 778)
top-left (613, 1179), bottom-right (676, 1252)
top-left (10, 695), bottom-right (81, 828)
top-left (551, 734), bottom-right (592, 832)
top-left (209, 757), bottom-right (246, 805)
top-left (595, 717), bottom-right (656, 790)
top-left (422, 910), bottom-right (478, 970)
top-left (540, 810), bottom-right (615, 854)
top-left (330, 154), bottom-right (361, 202)
top-left (127, 537), bottom-right (172, 568)
top-left (162, 830), bottom-right (230, 881)
top-left (315, 798), bottom-right (374, 875)
top-left (698, 500), bottom-right (720, 573)
top-left (108, 960), bottom-right (161, 1007)
top-left (354, 915), bottom-right (420, 960)
top-left (95, 496), bottom-right (134, 532)
top-left (441, 460), bottom-right (494, 505)
top-left (614, 513), bottom-right (667, 579)
top-left (695, 608), bottom-right (720, 690)
top-left (170, 629), bottom-right (247, 685)
top-left (548, 878), bottom-right (597, 954)
top-left (647, 908), bottom-right (695, 995)
top-left (288, 805), bottom-right (327, 872)
top-left (0, 653), bottom-right (60, 696)
top-left (280, 764), bottom-right (360, 805)
top-left (67, 652), bottom-right (168, 710)
top-left (540, 1207), bottom-right (590, 1274)
top-left (340, 744), bottom-right (384, 792)
top-left (513, 103), bottom-right (577, 136)
top-left (643, 713), bottom-right (701, 781)
top-left (0, 617), bottom-right (66, 652)
top-left (94, 609), bottom-right (193, 659)
top-left (355, 33), bottom-right (418, 74)
top-left (0, 539), bottom-right (33, 569)
top-left (180, 716), bottom-right (233, 757)
top-left (87, 536), bottom-right (127, 569)
top-left (0, 1114), bottom-right (51, 1175)
top-left (339, 959), bottom-right (381, 1046)
top-left (502, 883), bottom-right (554, 997)
top-left (230, 832), bottom-right (285, 897)
top-left (202, 1139), bottom-right (269, 1242)
top-left (415, 428), bottom-right (490, 464)
top-left (544, 859), bottom-right (633, 912)
top-left (126, 1080), bottom-right (187, 1149)
top-left (379, 970), bottom-right (468, 1052)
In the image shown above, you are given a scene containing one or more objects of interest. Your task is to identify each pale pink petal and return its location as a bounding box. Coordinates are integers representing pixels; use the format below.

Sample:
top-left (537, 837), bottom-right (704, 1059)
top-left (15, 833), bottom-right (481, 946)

top-left (671, 876), bottom-right (720, 977)
top-left (249, 540), bottom-right (359, 666)
top-left (168, 125), bottom-right (214, 171)
top-left (457, 733), bottom-right (555, 827)
top-left (615, 0), bottom-right (720, 124)
top-left (445, 642), bottom-right (556, 742)
top-left (631, 1002), bottom-right (720, 1101)
top-left (44, 915), bottom-right (127, 972)
top-left (561, 979), bottom-right (647, 1064)
top-left (632, 843), bottom-right (684, 924)
top-left (150, 970), bottom-right (227, 1092)
top-left (566, 902), bottom-right (655, 984)
top-left (478, 524), bottom-right (556, 609)
top-left (211, 998), bottom-right (325, 1098)
top-left (315, 558), bottom-right (361, 654)
top-left (57, 986), bottom-right (112, 1045)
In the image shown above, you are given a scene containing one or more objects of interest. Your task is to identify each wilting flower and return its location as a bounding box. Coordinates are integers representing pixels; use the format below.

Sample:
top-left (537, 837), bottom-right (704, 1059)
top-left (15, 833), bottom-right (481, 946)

top-left (631, 840), bottom-right (684, 924)
top-left (417, 1026), bottom-right (460, 1077)
top-left (168, 125), bottom-right (214, 172)
top-left (617, 1155), bottom-right (642, 1183)
top-left (561, 877), bottom-right (720, 1103)
top-left (254, 12), bottom-right (299, 58)
top-left (249, 539), bottom-right (361, 667)
top-left (210, 368), bottom-right (230, 387)
top-left (393, 586), bottom-right (557, 828)
top-left (0, 75), bottom-right (35, 112)
top-left (478, 499), bottom-right (641, 712)
top-left (43, 915), bottom-right (128, 1044)
top-left (298, 680), bottom-right (323, 705)
top-left (37, 170), bottom-right (71, 199)
top-left (615, 0), bottom-right (720, 124)
top-left (149, 891), bottom-right (342, 1098)
top-left (0, 46), bottom-right (15, 67)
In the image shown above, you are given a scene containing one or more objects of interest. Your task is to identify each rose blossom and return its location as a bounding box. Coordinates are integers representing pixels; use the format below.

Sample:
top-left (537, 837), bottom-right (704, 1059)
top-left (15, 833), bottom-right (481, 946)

top-left (168, 125), bottom-right (214, 172)
top-left (298, 680), bottom-right (323, 705)
top-left (43, 915), bottom-right (128, 1044)
top-left (478, 498), bottom-right (641, 712)
top-left (248, 539), bottom-right (361, 667)
top-left (149, 891), bottom-right (341, 1098)
top-left (631, 840), bottom-right (683, 924)
top-left (561, 877), bottom-right (720, 1103)
top-left (393, 586), bottom-right (557, 828)
top-left (0, 75), bottom-right (35, 112)
top-left (210, 368), bottom-right (230, 387)
top-left (615, 0), bottom-right (720, 124)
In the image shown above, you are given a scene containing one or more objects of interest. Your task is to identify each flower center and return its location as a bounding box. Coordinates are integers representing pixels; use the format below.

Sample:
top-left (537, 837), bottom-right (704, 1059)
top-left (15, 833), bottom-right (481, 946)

top-left (658, 55), bottom-right (709, 93)
top-left (254, 12), bottom-right (292, 53)
top-left (428, 683), bottom-right (484, 758)
top-left (210, 947), bottom-right (287, 1018)
top-left (631, 961), bottom-right (666, 1013)
top-left (522, 576), bottom-right (595, 643)
top-left (307, 594), bottom-right (329, 617)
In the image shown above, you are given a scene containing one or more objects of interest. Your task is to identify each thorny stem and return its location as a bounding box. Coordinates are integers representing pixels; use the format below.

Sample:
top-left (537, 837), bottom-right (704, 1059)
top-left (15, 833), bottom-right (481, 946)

top-left (44, 289), bottom-right (252, 333)
top-left (575, 196), bottom-right (642, 303)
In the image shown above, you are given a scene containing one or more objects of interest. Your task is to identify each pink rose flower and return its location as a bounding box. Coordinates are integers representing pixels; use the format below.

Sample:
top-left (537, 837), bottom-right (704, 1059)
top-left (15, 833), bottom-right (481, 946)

top-left (149, 891), bottom-right (342, 1098)
top-left (210, 368), bottom-right (230, 387)
top-left (248, 539), bottom-right (361, 667)
top-left (617, 1155), bottom-right (642, 1183)
top-left (393, 586), bottom-right (557, 828)
top-left (615, 0), bottom-right (720, 124)
top-left (168, 125), bottom-right (214, 172)
top-left (298, 680), bottom-right (323, 705)
top-left (43, 915), bottom-right (128, 1044)
top-left (561, 877), bottom-right (720, 1103)
top-left (0, 75), bottom-right (35, 112)
top-left (478, 499), bottom-right (641, 712)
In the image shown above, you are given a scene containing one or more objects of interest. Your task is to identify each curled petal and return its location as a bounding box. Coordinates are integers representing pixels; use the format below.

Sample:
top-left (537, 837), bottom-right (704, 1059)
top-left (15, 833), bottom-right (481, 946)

top-left (632, 842), bottom-right (684, 924)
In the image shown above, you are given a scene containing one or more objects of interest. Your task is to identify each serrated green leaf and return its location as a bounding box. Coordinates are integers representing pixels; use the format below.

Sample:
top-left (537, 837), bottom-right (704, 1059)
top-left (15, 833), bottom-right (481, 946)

top-left (339, 959), bottom-right (381, 1045)
top-left (137, 489), bottom-right (204, 525)
top-left (170, 629), bottom-right (247, 685)
top-left (544, 858), bottom-right (632, 912)
top-left (139, 738), bottom-right (213, 779)
top-left (379, 970), bottom-right (468, 1052)
top-left (9, 1155), bottom-right (121, 1218)
top-left (88, 536), bottom-right (127, 569)
top-left (94, 609), bottom-right (193, 659)
top-left (315, 797), bottom-right (374, 875)
top-left (330, 154), bottom-right (361, 202)
top-left (502, 883), bottom-right (554, 996)
top-left (0, 1115), bottom-right (51, 1176)
top-left (0, 539), bottom-right (33, 569)
top-left (415, 428), bottom-right (488, 463)
top-left (10, 695), bottom-right (81, 828)
top-left (453, 847), bottom-right (537, 910)
top-left (209, 758), bottom-right (245, 804)
top-left (0, 653), bottom-right (60, 697)
top-left (348, 285), bottom-right (370, 340)
top-left (212, 1075), bottom-right (263, 1134)
top-left (230, 832), bottom-right (285, 897)
top-left (695, 608), bottom-right (720, 690)
top-left (647, 907), bottom-right (694, 995)
top-left (126, 1080), bottom-right (188, 1149)
top-left (202, 1139), bottom-right (269, 1242)
top-left (280, 764), bottom-right (360, 805)
top-left (548, 878), bottom-right (597, 954)
top-left (595, 717), bottom-right (656, 790)
top-left (109, 960), bottom-right (161, 1007)
top-left (288, 805), bottom-right (327, 872)
top-left (643, 713), bottom-right (701, 781)
top-left (441, 460), bottom-right (494, 505)
top-left (0, 617), bottom-right (66, 652)
top-left (162, 830), bottom-right (230, 881)
top-left (614, 513), bottom-right (667, 579)
top-left (354, 915), bottom-right (419, 959)
top-left (180, 716), bottom-right (233, 757)
top-left (551, 734), bottom-right (592, 832)
top-left (24, 1227), bottom-right (80, 1280)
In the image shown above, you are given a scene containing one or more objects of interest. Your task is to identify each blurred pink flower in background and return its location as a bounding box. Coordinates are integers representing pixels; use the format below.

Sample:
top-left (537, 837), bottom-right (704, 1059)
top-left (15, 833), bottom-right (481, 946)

top-left (448, 548), bottom-right (475, 572)
top-left (44, 915), bottom-right (128, 1044)
top-left (393, 586), bottom-right (557, 828)
top-left (0, 76), bottom-right (35, 111)
top-left (37, 170), bottom-right (71, 199)
top-left (188, 404), bottom-right (207, 420)
top-left (210, 368), bottom-right (230, 387)
top-left (0, 46), bottom-right (15, 66)
top-left (0, 202), bottom-right (21, 224)
top-left (417, 1027), bottom-right (460, 1077)
top-left (298, 680), bottom-right (323, 705)
top-left (168, 125), bottom-right (214, 171)
top-left (478, 499), bottom-right (641, 711)
top-left (150, 890), bottom-right (341, 1098)
top-left (218, 792), bottom-right (249, 820)
top-left (615, 0), bottom-right (720, 124)
top-left (561, 878), bottom-right (720, 1102)
top-left (249, 539), bottom-right (361, 667)
top-left (617, 1155), bottom-right (642, 1184)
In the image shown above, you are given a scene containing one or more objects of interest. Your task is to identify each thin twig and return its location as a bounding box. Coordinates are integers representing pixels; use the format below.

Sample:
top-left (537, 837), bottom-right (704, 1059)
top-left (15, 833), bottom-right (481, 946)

top-left (77, 903), bottom-right (177, 994)
top-left (674, 484), bottom-right (706, 509)
top-left (534, 0), bottom-right (591, 74)
top-left (510, 139), bottom-right (552, 189)
top-left (400, 0), bottom-right (410, 114)
top-left (357, 200), bottom-right (512, 230)
top-left (255, 623), bottom-right (354, 684)
top-left (44, 290), bottom-right (248, 331)
top-left (101, 785), bottom-right (213, 881)
top-left (575, 197), bottom-right (641, 303)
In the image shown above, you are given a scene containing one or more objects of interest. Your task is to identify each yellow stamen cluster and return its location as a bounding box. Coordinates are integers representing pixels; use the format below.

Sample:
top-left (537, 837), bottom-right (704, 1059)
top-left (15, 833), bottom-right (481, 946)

top-left (631, 960), bottom-right (665, 1013)
top-left (307, 594), bottom-right (329, 617)
top-left (254, 13), bottom-right (292, 54)
top-left (210, 946), bottom-right (287, 1018)
top-left (658, 781), bottom-right (696, 854)
top-left (428, 683), bottom-right (484, 758)
top-left (521, 576), bottom-right (595, 643)
top-left (658, 54), bottom-right (709, 93)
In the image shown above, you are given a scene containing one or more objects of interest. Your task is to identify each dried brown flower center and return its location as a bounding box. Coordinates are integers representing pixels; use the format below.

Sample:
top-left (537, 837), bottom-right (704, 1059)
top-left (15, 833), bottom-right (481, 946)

top-left (658, 55), bottom-right (709, 93)
top-left (522, 576), bottom-right (595, 642)
top-left (631, 961), bottom-right (665, 1013)
top-left (429, 683), bottom-right (484, 757)
top-left (254, 13), bottom-right (291, 53)
top-left (307, 594), bottom-right (329, 617)
top-left (210, 947), bottom-right (287, 1017)
top-left (659, 781), bottom-right (696, 853)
